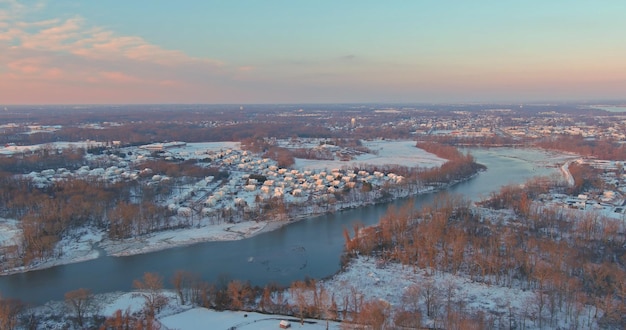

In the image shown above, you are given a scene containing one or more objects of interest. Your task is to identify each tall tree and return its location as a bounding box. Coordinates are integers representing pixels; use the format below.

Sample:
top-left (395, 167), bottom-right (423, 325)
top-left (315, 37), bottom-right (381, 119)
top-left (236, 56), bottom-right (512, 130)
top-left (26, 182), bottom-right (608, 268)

top-left (0, 295), bottom-right (24, 330)
top-left (133, 272), bottom-right (168, 317)
top-left (64, 288), bottom-right (95, 328)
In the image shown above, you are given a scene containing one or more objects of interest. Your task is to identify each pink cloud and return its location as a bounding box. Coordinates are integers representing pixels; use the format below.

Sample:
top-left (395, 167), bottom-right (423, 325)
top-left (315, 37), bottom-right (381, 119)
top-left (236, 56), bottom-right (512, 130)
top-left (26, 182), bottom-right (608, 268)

top-left (159, 80), bottom-right (183, 87)
top-left (0, 5), bottom-right (241, 103)
top-left (99, 71), bottom-right (143, 84)
top-left (9, 16), bottom-right (223, 69)
top-left (238, 66), bottom-right (255, 72)
top-left (42, 67), bottom-right (63, 79)
top-left (15, 18), bottom-right (61, 28)
top-left (7, 58), bottom-right (43, 74)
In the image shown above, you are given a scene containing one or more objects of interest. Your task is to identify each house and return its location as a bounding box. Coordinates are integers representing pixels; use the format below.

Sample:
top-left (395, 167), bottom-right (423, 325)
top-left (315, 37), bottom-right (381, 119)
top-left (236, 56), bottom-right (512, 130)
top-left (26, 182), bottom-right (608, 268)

top-left (279, 320), bottom-right (291, 328)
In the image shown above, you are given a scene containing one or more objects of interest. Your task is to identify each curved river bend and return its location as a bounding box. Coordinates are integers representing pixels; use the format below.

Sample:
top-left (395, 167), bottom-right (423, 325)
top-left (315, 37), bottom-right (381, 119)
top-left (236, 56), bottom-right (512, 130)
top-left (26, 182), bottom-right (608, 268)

top-left (0, 148), bottom-right (559, 305)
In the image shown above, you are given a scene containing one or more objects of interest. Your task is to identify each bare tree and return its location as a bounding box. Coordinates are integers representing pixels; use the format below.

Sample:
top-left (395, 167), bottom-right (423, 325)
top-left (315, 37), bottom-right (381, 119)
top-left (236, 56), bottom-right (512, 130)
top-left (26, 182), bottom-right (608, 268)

top-left (357, 299), bottom-right (391, 330)
top-left (64, 288), bottom-right (94, 328)
top-left (133, 272), bottom-right (169, 317)
top-left (0, 295), bottom-right (24, 330)
top-left (421, 278), bottom-right (441, 318)
top-left (401, 284), bottom-right (421, 313)
top-left (171, 270), bottom-right (198, 305)
top-left (290, 280), bottom-right (309, 324)
top-left (394, 309), bottom-right (422, 329)
top-left (227, 280), bottom-right (244, 310)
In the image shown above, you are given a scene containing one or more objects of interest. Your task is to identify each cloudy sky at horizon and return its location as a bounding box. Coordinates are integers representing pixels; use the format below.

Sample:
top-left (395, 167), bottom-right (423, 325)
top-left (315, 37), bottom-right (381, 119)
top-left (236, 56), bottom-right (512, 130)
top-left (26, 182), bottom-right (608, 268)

top-left (1, 0), bottom-right (625, 104)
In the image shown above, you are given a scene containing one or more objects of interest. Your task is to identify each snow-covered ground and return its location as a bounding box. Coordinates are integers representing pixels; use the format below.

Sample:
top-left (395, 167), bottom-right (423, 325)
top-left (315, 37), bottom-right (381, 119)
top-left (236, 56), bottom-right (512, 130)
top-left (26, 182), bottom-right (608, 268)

top-left (324, 257), bottom-right (535, 316)
top-left (323, 257), bottom-right (597, 329)
top-left (486, 147), bottom-right (579, 169)
top-left (155, 141), bottom-right (242, 158)
top-left (101, 220), bottom-right (281, 256)
top-left (0, 218), bottom-right (20, 247)
top-left (34, 290), bottom-right (341, 330)
top-left (159, 309), bottom-right (341, 330)
top-left (294, 140), bottom-right (445, 171)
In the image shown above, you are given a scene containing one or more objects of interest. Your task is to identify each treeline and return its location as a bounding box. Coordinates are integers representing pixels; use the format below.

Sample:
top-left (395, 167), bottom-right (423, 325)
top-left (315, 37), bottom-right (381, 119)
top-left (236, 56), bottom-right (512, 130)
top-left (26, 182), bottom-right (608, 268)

top-left (344, 190), bottom-right (626, 328)
top-left (416, 142), bottom-right (486, 184)
top-left (537, 135), bottom-right (626, 160)
top-left (1, 270), bottom-right (398, 329)
top-left (568, 162), bottom-right (604, 195)
top-left (9, 121), bottom-right (335, 146)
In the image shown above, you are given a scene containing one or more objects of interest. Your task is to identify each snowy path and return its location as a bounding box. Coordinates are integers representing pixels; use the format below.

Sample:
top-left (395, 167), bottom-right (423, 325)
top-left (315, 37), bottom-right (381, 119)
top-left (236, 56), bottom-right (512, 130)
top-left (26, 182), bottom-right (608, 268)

top-left (560, 159), bottom-right (579, 187)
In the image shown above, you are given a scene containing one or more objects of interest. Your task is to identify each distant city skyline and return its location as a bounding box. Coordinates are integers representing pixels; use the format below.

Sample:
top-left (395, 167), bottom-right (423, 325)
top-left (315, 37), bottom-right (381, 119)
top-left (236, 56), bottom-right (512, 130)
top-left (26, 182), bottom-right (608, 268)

top-left (1, 0), bottom-right (625, 105)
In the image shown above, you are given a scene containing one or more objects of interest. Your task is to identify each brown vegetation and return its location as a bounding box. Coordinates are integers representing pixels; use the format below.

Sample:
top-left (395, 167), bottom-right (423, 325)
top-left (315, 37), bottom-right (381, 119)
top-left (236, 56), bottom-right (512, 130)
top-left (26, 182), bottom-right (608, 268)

top-left (0, 294), bottom-right (24, 330)
top-left (0, 150), bottom-right (226, 269)
top-left (64, 288), bottom-right (94, 328)
top-left (537, 135), bottom-right (626, 160)
top-left (416, 142), bottom-right (486, 184)
top-left (343, 187), bottom-right (626, 328)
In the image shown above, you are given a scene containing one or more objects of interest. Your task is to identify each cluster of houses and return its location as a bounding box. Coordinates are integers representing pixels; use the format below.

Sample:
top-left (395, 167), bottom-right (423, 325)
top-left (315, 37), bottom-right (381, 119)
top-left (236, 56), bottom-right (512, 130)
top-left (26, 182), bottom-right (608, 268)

top-left (543, 159), bottom-right (626, 216)
top-left (20, 141), bottom-right (410, 223)
top-left (160, 143), bottom-right (408, 220)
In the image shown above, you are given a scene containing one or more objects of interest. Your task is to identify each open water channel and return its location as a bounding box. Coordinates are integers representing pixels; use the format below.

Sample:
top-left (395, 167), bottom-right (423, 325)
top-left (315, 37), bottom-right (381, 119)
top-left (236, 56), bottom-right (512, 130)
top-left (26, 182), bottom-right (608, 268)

top-left (0, 148), bottom-right (562, 305)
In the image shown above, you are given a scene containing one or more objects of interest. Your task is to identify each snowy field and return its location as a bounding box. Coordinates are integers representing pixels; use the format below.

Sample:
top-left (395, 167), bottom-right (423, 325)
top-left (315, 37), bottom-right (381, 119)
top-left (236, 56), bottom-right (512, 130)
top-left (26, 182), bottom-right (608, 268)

top-left (295, 140), bottom-right (446, 171)
top-left (159, 141), bottom-right (242, 158)
top-left (0, 218), bottom-right (20, 247)
top-left (35, 290), bottom-right (341, 330)
top-left (323, 257), bottom-right (596, 329)
top-left (324, 257), bottom-right (535, 315)
top-left (159, 309), bottom-right (341, 330)
top-left (486, 147), bottom-right (578, 168)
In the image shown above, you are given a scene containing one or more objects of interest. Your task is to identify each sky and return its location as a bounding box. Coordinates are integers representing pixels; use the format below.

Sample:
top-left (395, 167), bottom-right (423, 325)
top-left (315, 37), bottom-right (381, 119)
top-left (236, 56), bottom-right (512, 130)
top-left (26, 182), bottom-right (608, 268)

top-left (1, 0), bottom-right (625, 104)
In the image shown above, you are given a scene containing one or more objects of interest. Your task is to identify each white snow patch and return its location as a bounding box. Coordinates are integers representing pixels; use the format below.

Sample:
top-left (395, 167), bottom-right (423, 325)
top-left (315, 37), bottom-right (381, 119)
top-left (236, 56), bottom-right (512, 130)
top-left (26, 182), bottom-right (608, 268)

top-left (295, 140), bottom-right (446, 171)
top-left (0, 218), bottom-right (21, 247)
top-left (159, 308), bottom-right (341, 330)
top-left (101, 221), bottom-right (276, 256)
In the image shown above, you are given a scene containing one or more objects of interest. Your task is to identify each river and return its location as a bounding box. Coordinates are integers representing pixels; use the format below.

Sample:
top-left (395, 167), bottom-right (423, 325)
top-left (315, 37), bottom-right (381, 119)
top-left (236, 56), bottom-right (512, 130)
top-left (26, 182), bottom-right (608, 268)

top-left (0, 148), bottom-right (561, 305)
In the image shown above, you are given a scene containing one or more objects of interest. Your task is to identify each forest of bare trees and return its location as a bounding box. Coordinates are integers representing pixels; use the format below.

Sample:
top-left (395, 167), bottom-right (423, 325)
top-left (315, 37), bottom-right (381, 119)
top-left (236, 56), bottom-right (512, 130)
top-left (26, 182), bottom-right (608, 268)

top-left (342, 185), bottom-right (626, 328)
top-left (537, 135), bottom-right (626, 161)
top-left (415, 142), bottom-right (486, 185)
